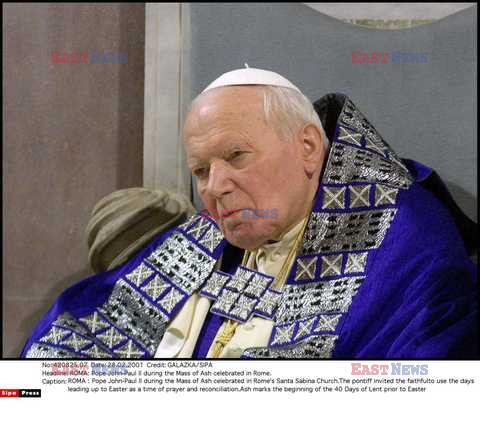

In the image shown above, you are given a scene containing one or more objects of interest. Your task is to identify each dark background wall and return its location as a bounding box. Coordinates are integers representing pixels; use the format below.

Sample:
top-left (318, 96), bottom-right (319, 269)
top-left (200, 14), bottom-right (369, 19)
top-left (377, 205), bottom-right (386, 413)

top-left (189, 4), bottom-right (477, 222)
top-left (3, 3), bottom-right (145, 357)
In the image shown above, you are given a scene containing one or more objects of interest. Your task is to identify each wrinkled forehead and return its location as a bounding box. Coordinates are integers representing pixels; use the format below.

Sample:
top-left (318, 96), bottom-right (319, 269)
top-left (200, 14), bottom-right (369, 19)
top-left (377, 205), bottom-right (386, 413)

top-left (183, 86), bottom-right (267, 139)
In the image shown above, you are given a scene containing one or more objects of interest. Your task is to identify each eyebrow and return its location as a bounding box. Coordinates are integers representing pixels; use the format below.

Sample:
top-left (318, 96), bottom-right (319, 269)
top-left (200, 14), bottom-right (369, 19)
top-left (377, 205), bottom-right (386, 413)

top-left (187, 158), bottom-right (204, 169)
top-left (187, 141), bottom-right (250, 168)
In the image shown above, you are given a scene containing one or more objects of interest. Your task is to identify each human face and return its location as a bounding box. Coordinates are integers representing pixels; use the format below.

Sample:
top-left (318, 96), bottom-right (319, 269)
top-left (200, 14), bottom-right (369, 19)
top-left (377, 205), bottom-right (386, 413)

top-left (183, 86), bottom-right (317, 251)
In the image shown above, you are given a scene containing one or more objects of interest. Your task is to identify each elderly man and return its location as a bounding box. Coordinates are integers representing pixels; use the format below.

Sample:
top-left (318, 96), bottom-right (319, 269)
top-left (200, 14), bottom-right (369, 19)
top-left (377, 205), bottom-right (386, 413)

top-left (21, 67), bottom-right (477, 359)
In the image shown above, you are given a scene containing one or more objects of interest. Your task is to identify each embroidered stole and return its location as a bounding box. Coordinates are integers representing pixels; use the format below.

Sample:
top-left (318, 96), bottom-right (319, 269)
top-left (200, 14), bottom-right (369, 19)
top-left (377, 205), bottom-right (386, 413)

top-left (25, 95), bottom-right (414, 358)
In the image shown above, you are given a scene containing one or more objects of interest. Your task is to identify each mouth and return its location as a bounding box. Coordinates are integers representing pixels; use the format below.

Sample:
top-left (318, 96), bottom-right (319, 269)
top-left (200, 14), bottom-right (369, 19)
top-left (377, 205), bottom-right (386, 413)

top-left (221, 209), bottom-right (242, 219)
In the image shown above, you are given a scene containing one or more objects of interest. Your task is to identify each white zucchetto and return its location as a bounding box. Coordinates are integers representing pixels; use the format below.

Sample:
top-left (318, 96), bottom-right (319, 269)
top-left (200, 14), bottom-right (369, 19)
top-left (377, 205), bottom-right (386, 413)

top-left (201, 64), bottom-right (302, 94)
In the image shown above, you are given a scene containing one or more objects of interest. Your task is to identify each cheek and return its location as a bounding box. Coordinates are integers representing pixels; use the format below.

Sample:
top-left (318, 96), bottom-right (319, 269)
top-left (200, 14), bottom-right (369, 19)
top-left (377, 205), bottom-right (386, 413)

top-left (255, 174), bottom-right (304, 214)
top-left (250, 166), bottom-right (295, 200)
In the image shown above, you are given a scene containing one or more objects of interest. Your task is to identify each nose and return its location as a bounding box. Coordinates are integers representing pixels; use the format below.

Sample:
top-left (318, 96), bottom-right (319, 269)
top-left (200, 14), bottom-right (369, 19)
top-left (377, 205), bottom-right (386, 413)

top-left (204, 160), bottom-right (234, 199)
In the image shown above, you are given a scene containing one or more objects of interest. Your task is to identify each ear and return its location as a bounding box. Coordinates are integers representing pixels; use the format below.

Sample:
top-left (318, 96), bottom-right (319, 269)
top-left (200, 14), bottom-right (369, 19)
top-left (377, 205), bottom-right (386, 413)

top-left (297, 123), bottom-right (326, 178)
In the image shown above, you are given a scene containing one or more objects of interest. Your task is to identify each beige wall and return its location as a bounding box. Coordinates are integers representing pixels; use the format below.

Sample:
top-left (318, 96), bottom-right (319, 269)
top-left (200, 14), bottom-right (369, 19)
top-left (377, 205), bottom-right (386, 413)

top-left (143, 3), bottom-right (191, 196)
top-left (3, 3), bottom-right (145, 357)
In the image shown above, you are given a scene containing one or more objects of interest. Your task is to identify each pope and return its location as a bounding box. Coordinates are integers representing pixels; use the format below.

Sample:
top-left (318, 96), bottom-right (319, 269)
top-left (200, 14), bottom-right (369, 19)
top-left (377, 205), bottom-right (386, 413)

top-left (21, 66), bottom-right (478, 359)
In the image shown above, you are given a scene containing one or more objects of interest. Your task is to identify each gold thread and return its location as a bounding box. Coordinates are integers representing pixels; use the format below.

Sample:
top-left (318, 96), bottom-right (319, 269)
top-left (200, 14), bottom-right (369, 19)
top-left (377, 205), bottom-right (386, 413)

top-left (210, 201), bottom-right (314, 358)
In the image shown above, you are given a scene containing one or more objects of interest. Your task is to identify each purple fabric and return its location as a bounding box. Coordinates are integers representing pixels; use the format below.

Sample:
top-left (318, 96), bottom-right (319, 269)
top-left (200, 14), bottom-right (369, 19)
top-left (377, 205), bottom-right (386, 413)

top-left (193, 159), bottom-right (478, 358)
top-left (20, 228), bottom-right (176, 357)
top-left (20, 159), bottom-right (478, 358)
top-left (333, 161), bottom-right (477, 358)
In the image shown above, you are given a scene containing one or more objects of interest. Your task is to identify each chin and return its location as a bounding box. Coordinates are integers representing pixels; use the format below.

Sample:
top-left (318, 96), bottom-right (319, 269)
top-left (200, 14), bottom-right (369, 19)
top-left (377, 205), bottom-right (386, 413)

top-left (224, 232), bottom-right (260, 251)
top-left (223, 222), bottom-right (277, 251)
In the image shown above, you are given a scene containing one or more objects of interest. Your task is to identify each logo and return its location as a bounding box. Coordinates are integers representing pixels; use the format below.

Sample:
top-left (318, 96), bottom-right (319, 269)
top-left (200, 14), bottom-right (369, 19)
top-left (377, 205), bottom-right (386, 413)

top-left (0, 389), bottom-right (41, 398)
top-left (351, 362), bottom-right (429, 375)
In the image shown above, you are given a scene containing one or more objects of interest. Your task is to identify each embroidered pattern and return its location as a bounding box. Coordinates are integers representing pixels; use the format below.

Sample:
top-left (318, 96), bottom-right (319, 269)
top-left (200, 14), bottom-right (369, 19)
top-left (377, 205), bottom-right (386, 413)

top-left (271, 323), bottom-right (296, 345)
top-left (98, 278), bottom-right (167, 355)
top-left (114, 340), bottom-right (145, 358)
top-left (60, 333), bottom-right (92, 352)
top-left (337, 126), bottom-right (362, 146)
top-left (25, 343), bottom-right (81, 358)
top-left (229, 296), bottom-right (258, 322)
top-left (80, 312), bottom-right (109, 333)
top-left (255, 290), bottom-right (283, 317)
top-left (245, 273), bottom-right (271, 298)
top-left (39, 326), bottom-right (71, 345)
top-left (349, 185), bottom-right (371, 208)
top-left (146, 231), bottom-right (217, 294)
top-left (322, 187), bottom-right (346, 209)
top-left (35, 312), bottom-right (113, 357)
top-left (126, 263), bottom-right (155, 287)
top-left (295, 257), bottom-right (317, 281)
top-left (323, 144), bottom-right (412, 189)
top-left (199, 271), bottom-right (230, 298)
top-left (375, 184), bottom-right (399, 206)
top-left (95, 326), bottom-right (126, 349)
top-left (314, 314), bottom-right (342, 332)
top-left (141, 275), bottom-right (170, 301)
top-left (202, 266), bottom-right (282, 323)
top-left (242, 335), bottom-right (338, 359)
top-left (245, 96), bottom-right (414, 359)
top-left (302, 210), bottom-right (397, 255)
top-left (187, 216), bottom-right (211, 239)
top-left (344, 252), bottom-right (368, 274)
top-left (199, 226), bottom-right (224, 252)
top-left (25, 213), bottom-right (224, 358)
top-left (320, 254), bottom-right (343, 277)
top-left (25, 96), bottom-right (415, 360)
top-left (294, 317), bottom-right (316, 340)
top-left (158, 288), bottom-right (184, 314)
top-left (212, 289), bottom-right (238, 313)
top-left (83, 345), bottom-right (112, 358)
top-left (274, 277), bottom-right (364, 325)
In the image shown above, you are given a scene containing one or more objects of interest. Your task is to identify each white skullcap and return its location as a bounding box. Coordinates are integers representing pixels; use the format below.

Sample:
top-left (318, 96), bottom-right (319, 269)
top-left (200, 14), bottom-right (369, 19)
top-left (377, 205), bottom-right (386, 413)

top-left (201, 63), bottom-right (302, 94)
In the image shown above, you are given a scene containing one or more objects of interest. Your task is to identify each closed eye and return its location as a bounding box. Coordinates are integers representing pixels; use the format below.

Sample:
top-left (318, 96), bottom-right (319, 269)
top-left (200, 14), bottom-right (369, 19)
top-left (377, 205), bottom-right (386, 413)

top-left (193, 167), bottom-right (209, 179)
top-left (227, 151), bottom-right (248, 162)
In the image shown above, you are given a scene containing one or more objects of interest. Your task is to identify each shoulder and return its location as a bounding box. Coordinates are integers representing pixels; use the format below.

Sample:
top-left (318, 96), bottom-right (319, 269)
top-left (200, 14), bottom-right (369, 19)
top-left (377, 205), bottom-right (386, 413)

top-left (392, 181), bottom-right (464, 252)
top-left (383, 156), bottom-right (475, 263)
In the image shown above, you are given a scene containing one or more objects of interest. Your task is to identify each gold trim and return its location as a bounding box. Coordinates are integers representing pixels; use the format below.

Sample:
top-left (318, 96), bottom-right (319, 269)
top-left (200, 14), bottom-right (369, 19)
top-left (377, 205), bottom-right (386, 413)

top-left (210, 201), bottom-right (313, 358)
